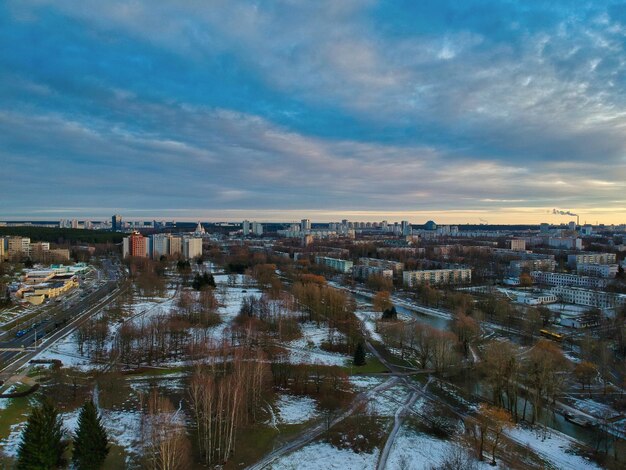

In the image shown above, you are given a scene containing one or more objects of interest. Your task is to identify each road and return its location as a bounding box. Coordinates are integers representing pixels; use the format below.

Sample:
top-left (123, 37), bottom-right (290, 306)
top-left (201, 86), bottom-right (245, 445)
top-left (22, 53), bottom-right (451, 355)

top-left (0, 258), bottom-right (126, 382)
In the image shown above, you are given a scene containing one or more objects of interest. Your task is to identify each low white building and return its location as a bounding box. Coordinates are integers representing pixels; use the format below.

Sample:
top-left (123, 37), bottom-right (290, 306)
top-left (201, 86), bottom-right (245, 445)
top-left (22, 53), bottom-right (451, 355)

top-left (551, 286), bottom-right (626, 310)
top-left (531, 271), bottom-right (609, 289)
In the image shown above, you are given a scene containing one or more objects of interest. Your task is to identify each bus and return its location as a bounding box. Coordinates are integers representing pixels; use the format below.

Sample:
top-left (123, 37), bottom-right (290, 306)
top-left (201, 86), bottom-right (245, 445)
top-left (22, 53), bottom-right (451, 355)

top-left (539, 329), bottom-right (564, 342)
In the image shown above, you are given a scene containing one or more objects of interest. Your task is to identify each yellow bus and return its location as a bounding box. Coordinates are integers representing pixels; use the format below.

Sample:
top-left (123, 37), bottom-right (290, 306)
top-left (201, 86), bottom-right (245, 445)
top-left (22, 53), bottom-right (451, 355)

top-left (539, 329), bottom-right (564, 342)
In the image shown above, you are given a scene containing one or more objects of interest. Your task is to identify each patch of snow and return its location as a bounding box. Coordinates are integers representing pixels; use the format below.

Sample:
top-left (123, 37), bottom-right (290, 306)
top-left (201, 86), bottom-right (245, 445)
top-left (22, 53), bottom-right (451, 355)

top-left (349, 375), bottom-right (384, 391)
top-left (387, 426), bottom-right (491, 470)
top-left (274, 394), bottom-right (318, 425)
top-left (507, 425), bottom-right (600, 469)
top-left (355, 309), bottom-right (382, 342)
top-left (269, 441), bottom-right (379, 470)
top-left (286, 322), bottom-right (348, 366)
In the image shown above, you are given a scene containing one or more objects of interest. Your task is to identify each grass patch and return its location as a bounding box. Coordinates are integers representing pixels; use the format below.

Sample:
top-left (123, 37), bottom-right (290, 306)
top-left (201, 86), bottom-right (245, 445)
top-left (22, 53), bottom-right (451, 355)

top-left (121, 365), bottom-right (191, 377)
top-left (348, 355), bottom-right (388, 375)
top-left (0, 395), bottom-right (32, 440)
top-left (223, 424), bottom-right (280, 469)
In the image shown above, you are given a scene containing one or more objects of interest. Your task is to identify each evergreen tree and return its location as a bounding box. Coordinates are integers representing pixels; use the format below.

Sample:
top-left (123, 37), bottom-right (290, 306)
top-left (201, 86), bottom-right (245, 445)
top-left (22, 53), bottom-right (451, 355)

top-left (16, 398), bottom-right (66, 470)
top-left (353, 342), bottom-right (366, 366)
top-left (73, 400), bottom-right (109, 470)
top-left (382, 306), bottom-right (398, 320)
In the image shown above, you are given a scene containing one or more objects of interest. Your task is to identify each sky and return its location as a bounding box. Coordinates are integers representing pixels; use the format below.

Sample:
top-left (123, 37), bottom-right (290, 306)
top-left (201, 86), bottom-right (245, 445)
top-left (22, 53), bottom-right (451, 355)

top-left (1, 0), bottom-right (626, 224)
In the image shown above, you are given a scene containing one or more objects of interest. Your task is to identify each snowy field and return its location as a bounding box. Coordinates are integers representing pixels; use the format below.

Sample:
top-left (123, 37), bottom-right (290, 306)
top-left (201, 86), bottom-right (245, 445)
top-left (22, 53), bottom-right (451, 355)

top-left (269, 441), bottom-right (379, 470)
top-left (354, 307), bottom-right (383, 342)
top-left (386, 426), bottom-right (492, 470)
top-left (507, 425), bottom-right (600, 469)
top-left (273, 394), bottom-right (319, 425)
top-left (286, 322), bottom-right (348, 366)
top-left (209, 274), bottom-right (262, 342)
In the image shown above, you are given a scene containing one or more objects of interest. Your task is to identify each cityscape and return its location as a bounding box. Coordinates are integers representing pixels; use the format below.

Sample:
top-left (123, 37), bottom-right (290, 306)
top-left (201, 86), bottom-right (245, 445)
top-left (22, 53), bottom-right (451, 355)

top-left (2, 2), bottom-right (626, 470)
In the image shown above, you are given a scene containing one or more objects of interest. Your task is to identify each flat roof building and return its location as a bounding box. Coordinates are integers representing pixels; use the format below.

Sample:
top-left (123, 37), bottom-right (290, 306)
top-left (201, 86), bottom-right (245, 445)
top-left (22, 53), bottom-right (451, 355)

top-left (403, 268), bottom-right (471, 287)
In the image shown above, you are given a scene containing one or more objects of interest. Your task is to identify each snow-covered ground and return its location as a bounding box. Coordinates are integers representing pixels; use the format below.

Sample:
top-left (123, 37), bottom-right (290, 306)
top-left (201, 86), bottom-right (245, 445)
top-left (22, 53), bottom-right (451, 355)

top-left (208, 274), bottom-right (262, 342)
top-left (269, 441), bottom-right (379, 470)
top-left (274, 394), bottom-right (318, 425)
top-left (349, 375), bottom-right (385, 391)
top-left (354, 308), bottom-right (382, 342)
top-left (30, 332), bottom-right (96, 371)
top-left (507, 425), bottom-right (600, 469)
top-left (367, 384), bottom-right (410, 417)
top-left (569, 398), bottom-right (620, 419)
top-left (387, 426), bottom-right (493, 470)
top-left (286, 322), bottom-right (348, 366)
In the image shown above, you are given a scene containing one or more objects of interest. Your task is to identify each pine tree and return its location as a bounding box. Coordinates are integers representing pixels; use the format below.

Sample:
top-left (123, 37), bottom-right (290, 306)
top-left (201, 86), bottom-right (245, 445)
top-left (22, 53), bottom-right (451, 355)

top-left (353, 342), bottom-right (366, 366)
top-left (16, 398), bottom-right (66, 470)
top-left (73, 400), bottom-right (109, 470)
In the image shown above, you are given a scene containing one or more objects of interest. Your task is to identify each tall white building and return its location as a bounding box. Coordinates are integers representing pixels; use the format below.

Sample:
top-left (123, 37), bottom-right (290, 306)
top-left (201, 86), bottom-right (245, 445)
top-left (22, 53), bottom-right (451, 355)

top-left (252, 222), bottom-right (264, 236)
top-left (151, 234), bottom-right (171, 258)
top-left (301, 219), bottom-right (311, 232)
top-left (183, 238), bottom-right (203, 259)
top-left (401, 220), bottom-right (412, 236)
top-left (242, 220), bottom-right (251, 236)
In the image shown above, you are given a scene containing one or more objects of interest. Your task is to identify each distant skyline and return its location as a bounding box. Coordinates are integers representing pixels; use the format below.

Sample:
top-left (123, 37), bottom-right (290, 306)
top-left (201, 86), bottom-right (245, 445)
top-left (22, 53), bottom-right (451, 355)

top-left (1, 1), bottom-right (626, 224)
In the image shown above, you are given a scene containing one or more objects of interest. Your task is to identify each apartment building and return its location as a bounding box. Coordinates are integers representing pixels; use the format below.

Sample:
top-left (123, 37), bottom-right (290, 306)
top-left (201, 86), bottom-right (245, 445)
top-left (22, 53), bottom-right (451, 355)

top-left (315, 256), bottom-right (354, 273)
top-left (358, 257), bottom-right (404, 274)
top-left (352, 265), bottom-right (393, 280)
top-left (568, 253), bottom-right (617, 268)
top-left (403, 268), bottom-right (471, 287)
top-left (508, 239), bottom-right (526, 251)
top-left (531, 271), bottom-right (608, 289)
top-left (576, 263), bottom-right (618, 278)
top-left (548, 237), bottom-right (582, 250)
top-left (183, 237), bottom-right (203, 259)
top-left (509, 259), bottom-right (557, 275)
top-left (123, 232), bottom-right (148, 258)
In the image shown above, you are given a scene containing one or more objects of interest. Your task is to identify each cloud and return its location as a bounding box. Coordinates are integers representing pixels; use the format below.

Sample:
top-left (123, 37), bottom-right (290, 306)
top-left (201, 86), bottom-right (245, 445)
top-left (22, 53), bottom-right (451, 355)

top-left (1, 1), bottom-right (626, 222)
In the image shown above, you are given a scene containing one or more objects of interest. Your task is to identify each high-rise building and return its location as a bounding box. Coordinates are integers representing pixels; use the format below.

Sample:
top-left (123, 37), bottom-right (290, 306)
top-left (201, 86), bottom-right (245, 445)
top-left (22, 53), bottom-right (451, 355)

top-left (242, 220), bottom-right (251, 236)
top-left (7, 237), bottom-right (30, 256)
top-left (123, 231), bottom-right (147, 258)
top-left (252, 222), bottom-right (264, 236)
top-left (401, 220), bottom-right (411, 236)
top-left (301, 219), bottom-right (311, 232)
top-left (508, 239), bottom-right (526, 251)
top-left (112, 214), bottom-right (123, 231)
top-left (169, 236), bottom-right (182, 256)
top-left (151, 234), bottom-right (171, 259)
top-left (183, 238), bottom-right (203, 259)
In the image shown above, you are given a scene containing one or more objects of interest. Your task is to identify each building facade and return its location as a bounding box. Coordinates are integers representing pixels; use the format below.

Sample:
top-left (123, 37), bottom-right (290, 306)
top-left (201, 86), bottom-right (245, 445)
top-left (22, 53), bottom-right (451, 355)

top-left (403, 268), bottom-right (472, 287)
top-left (315, 256), bottom-right (354, 273)
top-left (352, 265), bottom-right (393, 280)
top-left (531, 271), bottom-right (609, 289)
top-left (568, 253), bottom-right (617, 268)
top-left (551, 286), bottom-right (626, 310)
top-left (577, 263), bottom-right (618, 278)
